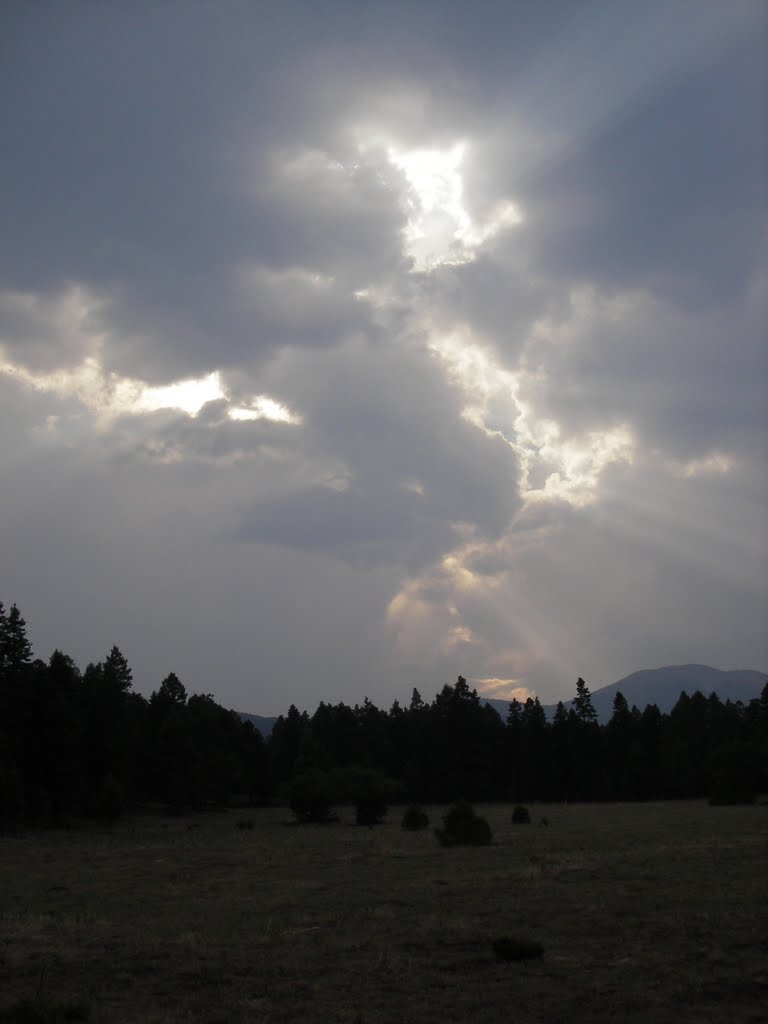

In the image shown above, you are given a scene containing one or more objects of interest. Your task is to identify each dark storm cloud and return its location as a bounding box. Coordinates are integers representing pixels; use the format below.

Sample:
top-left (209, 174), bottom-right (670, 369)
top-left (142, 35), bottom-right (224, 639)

top-left (5, 0), bottom-right (758, 377)
top-left (106, 405), bottom-right (304, 467)
top-left (0, 412), bottom-right (403, 711)
top-left (0, 286), bottom-right (100, 373)
top-left (505, 460), bottom-right (768, 693)
top-left (236, 335), bottom-right (522, 569)
top-left (453, 1), bottom-right (766, 322)
top-left (1, 0), bottom-right (765, 710)
top-left (237, 483), bottom-right (452, 571)
top-left (517, 45), bottom-right (766, 307)
top-left (0, 2), bottom-right (409, 380)
top-left (517, 287), bottom-right (768, 464)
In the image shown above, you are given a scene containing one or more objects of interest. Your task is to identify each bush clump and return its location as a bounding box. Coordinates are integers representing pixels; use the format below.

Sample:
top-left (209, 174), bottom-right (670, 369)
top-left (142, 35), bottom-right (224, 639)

top-left (492, 936), bottom-right (544, 962)
top-left (401, 804), bottom-right (430, 831)
top-left (355, 791), bottom-right (387, 826)
top-left (287, 771), bottom-right (337, 823)
top-left (435, 800), bottom-right (492, 847)
top-left (93, 772), bottom-right (126, 822)
top-left (708, 742), bottom-right (759, 806)
top-left (345, 767), bottom-right (388, 826)
top-left (0, 998), bottom-right (91, 1022)
top-left (511, 804), bottom-right (531, 824)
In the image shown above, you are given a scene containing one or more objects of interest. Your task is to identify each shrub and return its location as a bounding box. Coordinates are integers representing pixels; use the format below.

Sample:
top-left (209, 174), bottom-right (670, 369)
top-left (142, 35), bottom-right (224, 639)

top-left (435, 800), bottom-right (493, 847)
top-left (0, 997), bottom-right (91, 1022)
top-left (465, 815), bottom-right (493, 846)
top-left (93, 772), bottom-right (126, 822)
top-left (342, 768), bottom-right (388, 826)
top-left (401, 804), bottom-right (430, 831)
top-left (708, 742), bottom-right (759, 806)
top-left (492, 936), bottom-right (544, 961)
top-left (328, 765), bottom-right (402, 811)
top-left (288, 771), bottom-right (336, 823)
top-left (708, 782), bottom-right (757, 806)
top-left (0, 761), bottom-right (25, 830)
top-left (511, 805), bottom-right (531, 824)
top-left (355, 793), bottom-right (387, 826)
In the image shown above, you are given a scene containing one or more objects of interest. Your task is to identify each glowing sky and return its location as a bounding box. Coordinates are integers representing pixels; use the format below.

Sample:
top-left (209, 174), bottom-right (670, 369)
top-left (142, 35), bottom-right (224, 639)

top-left (1, 0), bottom-right (766, 712)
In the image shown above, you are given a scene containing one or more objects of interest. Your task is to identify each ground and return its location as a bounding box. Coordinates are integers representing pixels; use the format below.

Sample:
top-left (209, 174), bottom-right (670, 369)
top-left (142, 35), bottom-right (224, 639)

top-left (1, 802), bottom-right (766, 1022)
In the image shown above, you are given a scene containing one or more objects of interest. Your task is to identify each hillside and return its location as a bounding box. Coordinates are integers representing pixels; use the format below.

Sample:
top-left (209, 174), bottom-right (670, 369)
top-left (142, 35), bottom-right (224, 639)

top-left (238, 712), bottom-right (279, 737)
top-left (480, 664), bottom-right (767, 723)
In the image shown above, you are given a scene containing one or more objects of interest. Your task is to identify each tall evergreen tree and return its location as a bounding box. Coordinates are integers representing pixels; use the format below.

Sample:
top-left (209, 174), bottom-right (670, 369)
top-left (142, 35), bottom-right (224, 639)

top-left (0, 602), bottom-right (6, 675)
top-left (550, 701), bottom-right (571, 800)
top-left (80, 648), bottom-right (138, 810)
top-left (0, 603), bottom-right (33, 674)
top-left (573, 677), bottom-right (597, 723)
top-left (665, 690), bottom-right (709, 797)
top-left (103, 645), bottom-right (133, 693)
top-left (409, 688), bottom-right (425, 712)
top-left (427, 677), bottom-right (504, 800)
top-left (151, 672), bottom-right (187, 711)
top-left (268, 704), bottom-right (310, 785)
top-left (605, 692), bottom-right (635, 799)
top-left (505, 699), bottom-right (523, 799)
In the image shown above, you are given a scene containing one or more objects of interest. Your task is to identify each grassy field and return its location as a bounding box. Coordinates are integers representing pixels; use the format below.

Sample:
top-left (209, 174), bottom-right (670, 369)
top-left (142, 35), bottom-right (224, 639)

top-left (1, 801), bottom-right (766, 1023)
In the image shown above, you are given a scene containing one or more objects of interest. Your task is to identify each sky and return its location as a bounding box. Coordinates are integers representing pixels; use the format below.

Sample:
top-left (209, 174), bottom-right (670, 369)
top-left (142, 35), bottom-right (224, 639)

top-left (1, 0), bottom-right (766, 714)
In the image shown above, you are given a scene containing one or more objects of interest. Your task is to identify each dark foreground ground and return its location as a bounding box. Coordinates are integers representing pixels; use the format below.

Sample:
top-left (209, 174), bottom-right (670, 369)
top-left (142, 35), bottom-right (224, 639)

top-left (1, 801), bottom-right (766, 1023)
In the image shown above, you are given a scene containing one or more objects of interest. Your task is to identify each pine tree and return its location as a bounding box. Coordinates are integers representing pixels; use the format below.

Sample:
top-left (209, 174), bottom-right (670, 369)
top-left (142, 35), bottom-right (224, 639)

top-left (0, 602), bottom-right (6, 675)
top-left (268, 704), bottom-right (310, 784)
top-left (505, 699), bottom-right (523, 799)
top-left (573, 677), bottom-right (597, 723)
top-left (518, 697), bottom-right (549, 800)
top-left (103, 645), bottom-right (133, 693)
top-left (605, 692), bottom-right (635, 799)
top-left (409, 688), bottom-right (425, 711)
top-left (1, 604), bottom-right (32, 674)
top-left (153, 672), bottom-right (187, 709)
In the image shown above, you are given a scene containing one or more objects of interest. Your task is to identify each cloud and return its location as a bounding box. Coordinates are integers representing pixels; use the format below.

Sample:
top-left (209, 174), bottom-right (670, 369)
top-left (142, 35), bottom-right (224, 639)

top-left (0, 285), bottom-right (105, 373)
top-left (474, 680), bottom-right (536, 704)
top-left (518, 286), bottom-right (767, 463)
top-left (0, 1), bottom-right (765, 713)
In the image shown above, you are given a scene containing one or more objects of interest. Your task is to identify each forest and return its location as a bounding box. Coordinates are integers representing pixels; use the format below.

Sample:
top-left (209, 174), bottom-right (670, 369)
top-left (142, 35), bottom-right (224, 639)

top-left (1, 600), bottom-right (766, 827)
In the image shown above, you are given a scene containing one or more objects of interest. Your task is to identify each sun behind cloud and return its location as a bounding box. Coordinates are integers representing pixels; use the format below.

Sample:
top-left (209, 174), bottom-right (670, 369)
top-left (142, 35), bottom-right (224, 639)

top-left (386, 140), bottom-right (522, 271)
top-left (474, 678), bottom-right (536, 703)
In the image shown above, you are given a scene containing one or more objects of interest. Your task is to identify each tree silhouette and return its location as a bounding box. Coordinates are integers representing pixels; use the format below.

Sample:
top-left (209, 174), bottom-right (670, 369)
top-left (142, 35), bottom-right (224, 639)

top-left (0, 603), bottom-right (32, 674)
top-left (1, 597), bottom-right (766, 823)
top-left (573, 677), bottom-right (597, 723)
top-left (103, 645), bottom-right (133, 694)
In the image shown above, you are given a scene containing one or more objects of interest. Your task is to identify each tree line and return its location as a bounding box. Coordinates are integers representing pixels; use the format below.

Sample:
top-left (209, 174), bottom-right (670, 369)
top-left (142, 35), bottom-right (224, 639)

top-left (1, 601), bottom-right (766, 826)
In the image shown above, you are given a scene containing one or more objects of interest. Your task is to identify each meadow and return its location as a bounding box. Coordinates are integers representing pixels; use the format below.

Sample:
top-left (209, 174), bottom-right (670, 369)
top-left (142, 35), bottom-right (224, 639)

top-left (1, 802), bottom-right (766, 1023)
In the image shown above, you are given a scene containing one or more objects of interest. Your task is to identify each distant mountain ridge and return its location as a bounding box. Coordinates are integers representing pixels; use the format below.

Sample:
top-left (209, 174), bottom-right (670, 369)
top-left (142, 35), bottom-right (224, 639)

top-left (239, 712), bottom-right (279, 737)
top-left (480, 664), bottom-right (767, 723)
top-left (239, 664), bottom-right (766, 735)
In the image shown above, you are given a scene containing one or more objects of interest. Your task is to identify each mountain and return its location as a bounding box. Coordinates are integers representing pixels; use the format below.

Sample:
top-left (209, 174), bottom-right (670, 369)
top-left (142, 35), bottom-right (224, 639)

top-left (238, 712), bottom-right (278, 737)
top-left (480, 664), bottom-right (767, 723)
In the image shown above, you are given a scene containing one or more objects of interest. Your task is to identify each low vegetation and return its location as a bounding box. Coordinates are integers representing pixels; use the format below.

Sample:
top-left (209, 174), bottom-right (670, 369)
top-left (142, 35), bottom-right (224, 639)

top-left (401, 803), bottom-right (430, 830)
top-left (492, 935), bottom-right (544, 961)
top-left (435, 800), bottom-right (493, 846)
top-left (1, 802), bottom-right (765, 1023)
top-left (287, 771), bottom-right (336, 823)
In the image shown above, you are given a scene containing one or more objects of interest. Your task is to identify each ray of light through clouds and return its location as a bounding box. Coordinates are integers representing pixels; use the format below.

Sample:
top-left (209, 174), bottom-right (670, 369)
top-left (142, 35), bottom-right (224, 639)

top-left (386, 141), bottom-right (522, 271)
top-left (0, 0), bottom-right (765, 712)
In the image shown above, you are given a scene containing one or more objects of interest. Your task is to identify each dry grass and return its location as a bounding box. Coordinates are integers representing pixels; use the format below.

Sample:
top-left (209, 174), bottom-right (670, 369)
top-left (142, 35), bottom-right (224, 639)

top-left (1, 802), bottom-right (766, 1022)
